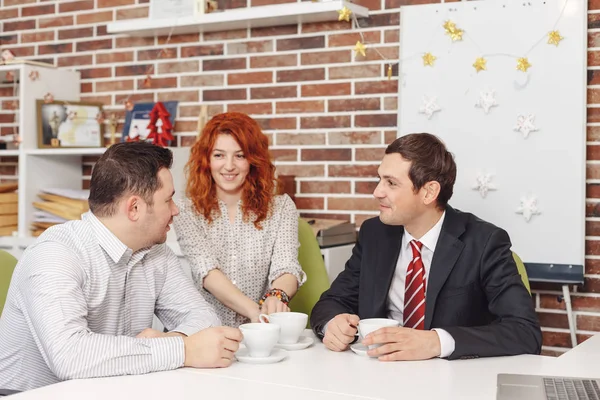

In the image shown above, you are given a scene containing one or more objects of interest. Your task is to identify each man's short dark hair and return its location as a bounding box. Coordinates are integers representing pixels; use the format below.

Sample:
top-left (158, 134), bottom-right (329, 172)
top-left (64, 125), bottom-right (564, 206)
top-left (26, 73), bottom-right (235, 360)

top-left (88, 142), bottom-right (173, 217)
top-left (385, 133), bottom-right (457, 209)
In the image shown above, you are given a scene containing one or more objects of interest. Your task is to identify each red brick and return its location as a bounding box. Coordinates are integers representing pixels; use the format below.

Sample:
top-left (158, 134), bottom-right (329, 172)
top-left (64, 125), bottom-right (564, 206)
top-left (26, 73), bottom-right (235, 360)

top-left (158, 33), bottom-right (200, 44)
top-left (329, 197), bottom-right (378, 211)
top-left (252, 0), bottom-right (294, 5)
top-left (81, 83), bottom-right (93, 93)
top-left (353, 0), bottom-right (382, 10)
top-left (276, 164), bottom-right (325, 177)
top-left (116, 64), bottom-right (152, 77)
top-left (587, 145), bottom-right (600, 160)
top-left (301, 21), bottom-right (351, 34)
top-left (3, 0), bottom-right (34, 5)
top-left (181, 45), bottom-right (224, 58)
top-left (250, 54), bottom-right (297, 68)
top-left (385, 29), bottom-right (400, 43)
top-left (301, 50), bottom-right (351, 65)
top-left (277, 68), bottom-right (325, 83)
top-left (356, 80), bottom-right (398, 95)
top-left (228, 71), bottom-right (273, 85)
top-left (179, 105), bottom-right (223, 118)
top-left (357, 46), bottom-right (399, 62)
top-left (537, 312), bottom-right (570, 329)
top-left (589, 89), bottom-right (600, 105)
top-left (330, 65), bottom-right (381, 80)
top-left (591, 0), bottom-right (600, 10)
top-left (329, 165), bottom-right (378, 177)
top-left (276, 100), bottom-right (324, 114)
top-left (302, 83), bottom-right (351, 97)
top-left (590, 32), bottom-right (600, 49)
top-left (589, 71), bottom-right (600, 86)
top-left (385, 0), bottom-right (434, 7)
top-left (301, 149), bottom-right (351, 161)
top-left (203, 89), bottom-right (246, 102)
top-left (541, 331), bottom-right (591, 349)
top-left (39, 43), bottom-right (73, 55)
top-left (276, 133), bottom-right (325, 146)
top-left (228, 102), bottom-right (273, 115)
top-left (138, 48), bottom-right (178, 61)
top-left (300, 116), bottom-right (351, 129)
top-left (39, 16), bottom-right (74, 28)
top-left (583, 277), bottom-right (600, 293)
top-left (96, 80), bottom-right (134, 92)
top-left (136, 76), bottom-right (177, 89)
top-left (300, 181), bottom-right (351, 194)
top-left (270, 149), bottom-right (298, 162)
top-left (0, 46), bottom-right (34, 57)
top-left (277, 36), bottom-right (325, 51)
top-left (116, 6), bottom-right (149, 19)
top-left (80, 67), bottom-right (112, 79)
top-left (180, 74), bottom-right (224, 87)
top-left (21, 4), bottom-right (55, 17)
top-left (60, 0), bottom-right (94, 13)
top-left (329, 32), bottom-right (380, 47)
top-left (251, 25), bottom-right (298, 37)
top-left (3, 20), bottom-right (36, 32)
top-left (588, 165), bottom-right (600, 180)
top-left (329, 98), bottom-right (380, 112)
top-left (203, 58), bottom-right (246, 71)
top-left (158, 61), bottom-right (199, 74)
top-left (76, 11), bottom-right (112, 25)
top-left (98, 0), bottom-right (135, 6)
top-left (361, 12), bottom-right (399, 27)
top-left (158, 91), bottom-right (199, 102)
top-left (59, 27), bottom-right (93, 41)
top-left (82, 94), bottom-right (113, 104)
top-left (587, 220), bottom-right (600, 236)
top-left (295, 197), bottom-right (325, 210)
top-left (227, 40), bottom-right (273, 54)
top-left (96, 51), bottom-right (134, 64)
top-left (384, 97), bottom-right (398, 111)
top-left (586, 259), bottom-right (600, 275)
top-left (587, 126), bottom-right (600, 142)
top-left (57, 54), bottom-right (93, 68)
top-left (0, 9), bottom-right (18, 20)
top-left (577, 314), bottom-right (600, 331)
top-left (355, 114), bottom-right (397, 127)
top-left (355, 181), bottom-right (378, 194)
top-left (356, 148), bottom-right (385, 161)
top-left (329, 131), bottom-right (381, 145)
top-left (589, 51), bottom-right (600, 67)
top-left (76, 39), bottom-right (113, 52)
top-left (255, 117), bottom-right (296, 130)
top-left (251, 86), bottom-right (297, 100)
top-left (204, 30), bottom-right (247, 41)
top-left (115, 37), bottom-right (155, 48)
top-left (588, 108), bottom-right (600, 124)
top-left (21, 31), bottom-right (55, 43)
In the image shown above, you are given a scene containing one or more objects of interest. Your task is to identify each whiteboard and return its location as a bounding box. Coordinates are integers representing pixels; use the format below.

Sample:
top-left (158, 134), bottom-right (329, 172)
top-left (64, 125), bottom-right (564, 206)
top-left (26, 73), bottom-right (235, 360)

top-left (398, 0), bottom-right (586, 266)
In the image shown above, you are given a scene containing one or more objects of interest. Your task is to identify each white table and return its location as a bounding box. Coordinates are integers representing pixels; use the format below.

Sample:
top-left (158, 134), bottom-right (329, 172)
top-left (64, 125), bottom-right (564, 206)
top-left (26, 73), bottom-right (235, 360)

top-left (11, 331), bottom-right (600, 400)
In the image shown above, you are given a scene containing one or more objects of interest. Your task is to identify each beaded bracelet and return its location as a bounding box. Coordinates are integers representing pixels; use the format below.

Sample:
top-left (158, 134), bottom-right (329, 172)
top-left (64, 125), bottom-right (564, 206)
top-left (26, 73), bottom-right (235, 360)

top-left (258, 288), bottom-right (290, 306)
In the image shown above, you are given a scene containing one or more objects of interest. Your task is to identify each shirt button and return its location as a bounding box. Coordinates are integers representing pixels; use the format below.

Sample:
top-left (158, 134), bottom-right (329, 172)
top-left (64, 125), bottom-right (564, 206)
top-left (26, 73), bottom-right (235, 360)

top-left (232, 280), bottom-right (236, 285)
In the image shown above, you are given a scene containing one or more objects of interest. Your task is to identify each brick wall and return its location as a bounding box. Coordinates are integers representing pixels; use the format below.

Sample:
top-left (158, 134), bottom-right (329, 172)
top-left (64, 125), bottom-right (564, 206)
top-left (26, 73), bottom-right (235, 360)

top-left (0, 0), bottom-right (598, 355)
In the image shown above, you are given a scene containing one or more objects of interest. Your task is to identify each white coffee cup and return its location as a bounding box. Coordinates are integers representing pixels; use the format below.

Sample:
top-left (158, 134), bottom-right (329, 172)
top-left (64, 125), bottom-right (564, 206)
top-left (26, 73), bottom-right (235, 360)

top-left (358, 318), bottom-right (400, 350)
top-left (239, 323), bottom-right (280, 358)
top-left (259, 312), bottom-right (308, 344)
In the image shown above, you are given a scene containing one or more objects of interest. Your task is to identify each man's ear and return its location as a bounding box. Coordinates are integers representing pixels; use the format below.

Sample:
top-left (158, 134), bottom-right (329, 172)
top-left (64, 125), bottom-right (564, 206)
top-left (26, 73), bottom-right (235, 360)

top-left (125, 195), bottom-right (142, 222)
top-left (422, 181), bottom-right (441, 206)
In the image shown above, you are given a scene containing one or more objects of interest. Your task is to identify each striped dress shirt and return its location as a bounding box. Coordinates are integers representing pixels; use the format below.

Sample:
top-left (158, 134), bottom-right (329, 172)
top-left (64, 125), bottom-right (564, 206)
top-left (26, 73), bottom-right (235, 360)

top-left (0, 212), bottom-right (221, 392)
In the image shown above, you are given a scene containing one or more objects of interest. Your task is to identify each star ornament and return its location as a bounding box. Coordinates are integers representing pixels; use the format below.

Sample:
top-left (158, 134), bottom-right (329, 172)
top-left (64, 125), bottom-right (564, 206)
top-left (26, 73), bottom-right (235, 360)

top-left (548, 30), bottom-right (563, 46)
top-left (516, 195), bottom-right (541, 222)
top-left (418, 95), bottom-right (441, 119)
top-left (422, 52), bottom-right (436, 67)
top-left (475, 88), bottom-right (498, 114)
top-left (516, 57), bottom-right (531, 72)
top-left (353, 41), bottom-right (366, 58)
top-left (472, 172), bottom-right (497, 198)
top-left (514, 114), bottom-right (538, 138)
top-left (473, 57), bottom-right (487, 73)
top-left (443, 20), bottom-right (463, 41)
top-left (338, 6), bottom-right (352, 22)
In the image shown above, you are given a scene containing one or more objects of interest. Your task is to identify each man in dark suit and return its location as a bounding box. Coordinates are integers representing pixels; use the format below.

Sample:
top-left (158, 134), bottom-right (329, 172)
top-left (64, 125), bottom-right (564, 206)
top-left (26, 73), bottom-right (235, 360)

top-left (311, 133), bottom-right (542, 361)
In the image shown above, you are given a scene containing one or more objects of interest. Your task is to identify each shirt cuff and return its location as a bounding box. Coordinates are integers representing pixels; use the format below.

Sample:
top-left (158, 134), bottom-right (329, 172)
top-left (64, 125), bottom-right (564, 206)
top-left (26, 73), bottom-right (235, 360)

top-left (432, 328), bottom-right (455, 358)
top-left (147, 336), bottom-right (186, 371)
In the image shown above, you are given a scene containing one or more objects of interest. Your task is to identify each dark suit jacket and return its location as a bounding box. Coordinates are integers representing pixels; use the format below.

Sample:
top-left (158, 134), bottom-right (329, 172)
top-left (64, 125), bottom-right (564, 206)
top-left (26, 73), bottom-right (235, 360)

top-left (310, 206), bottom-right (542, 360)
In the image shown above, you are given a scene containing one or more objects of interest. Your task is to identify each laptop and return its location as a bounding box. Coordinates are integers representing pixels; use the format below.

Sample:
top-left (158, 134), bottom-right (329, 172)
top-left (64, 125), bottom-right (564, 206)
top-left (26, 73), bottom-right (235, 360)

top-left (497, 374), bottom-right (600, 400)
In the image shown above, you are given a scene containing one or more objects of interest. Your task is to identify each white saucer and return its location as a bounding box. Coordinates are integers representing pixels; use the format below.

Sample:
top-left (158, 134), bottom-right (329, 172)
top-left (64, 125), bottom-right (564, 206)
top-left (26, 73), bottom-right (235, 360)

top-left (275, 336), bottom-right (314, 351)
top-left (350, 343), bottom-right (374, 357)
top-left (235, 348), bottom-right (288, 364)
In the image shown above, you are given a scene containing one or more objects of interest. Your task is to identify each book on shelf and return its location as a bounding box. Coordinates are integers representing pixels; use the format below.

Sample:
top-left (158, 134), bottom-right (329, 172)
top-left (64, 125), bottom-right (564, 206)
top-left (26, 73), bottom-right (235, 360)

top-left (0, 202), bottom-right (17, 215)
top-left (0, 225), bottom-right (17, 236)
top-left (0, 214), bottom-right (17, 228)
top-left (31, 188), bottom-right (89, 236)
top-left (0, 182), bottom-right (17, 193)
top-left (0, 192), bottom-right (17, 204)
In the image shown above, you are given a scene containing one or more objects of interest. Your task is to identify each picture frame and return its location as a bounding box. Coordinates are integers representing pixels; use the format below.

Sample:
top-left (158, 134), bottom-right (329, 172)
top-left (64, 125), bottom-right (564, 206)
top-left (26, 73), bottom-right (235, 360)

top-left (122, 101), bottom-right (178, 145)
top-left (36, 100), bottom-right (104, 149)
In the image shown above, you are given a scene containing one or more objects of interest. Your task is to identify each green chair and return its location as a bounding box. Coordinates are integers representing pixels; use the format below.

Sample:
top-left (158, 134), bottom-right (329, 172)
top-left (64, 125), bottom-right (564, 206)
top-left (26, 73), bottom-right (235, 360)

top-left (512, 252), bottom-right (531, 295)
top-left (0, 250), bottom-right (17, 317)
top-left (289, 218), bottom-right (331, 327)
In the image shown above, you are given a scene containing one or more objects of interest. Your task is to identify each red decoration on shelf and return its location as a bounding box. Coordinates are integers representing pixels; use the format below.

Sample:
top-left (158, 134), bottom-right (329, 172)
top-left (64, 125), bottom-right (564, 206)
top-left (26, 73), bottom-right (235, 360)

top-left (146, 102), bottom-right (174, 147)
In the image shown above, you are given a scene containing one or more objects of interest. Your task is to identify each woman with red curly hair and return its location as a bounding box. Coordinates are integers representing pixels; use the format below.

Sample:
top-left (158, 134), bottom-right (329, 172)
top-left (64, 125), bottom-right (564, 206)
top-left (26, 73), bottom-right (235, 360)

top-left (174, 112), bottom-right (305, 327)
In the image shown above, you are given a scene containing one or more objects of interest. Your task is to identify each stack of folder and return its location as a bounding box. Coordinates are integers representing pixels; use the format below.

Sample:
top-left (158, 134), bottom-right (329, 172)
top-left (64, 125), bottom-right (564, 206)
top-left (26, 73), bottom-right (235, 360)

top-left (304, 218), bottom-right (357, 247)
top-left (31, 188), bottom-right (89, 236)
top-left (0, 182), bottom-right (18, 236)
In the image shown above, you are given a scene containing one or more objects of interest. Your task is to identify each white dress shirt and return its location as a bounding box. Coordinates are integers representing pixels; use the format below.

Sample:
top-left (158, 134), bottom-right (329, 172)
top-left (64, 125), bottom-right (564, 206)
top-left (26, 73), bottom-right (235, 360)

top-left (387, 212), bottom-right (456, 358)
top-left (0, 212), bottom-right (221, 391)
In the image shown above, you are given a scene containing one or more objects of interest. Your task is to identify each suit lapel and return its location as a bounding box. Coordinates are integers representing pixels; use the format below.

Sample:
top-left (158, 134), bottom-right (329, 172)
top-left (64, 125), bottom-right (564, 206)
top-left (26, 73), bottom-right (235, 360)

top-left (372, 223), bottom-right (403, 317)
top-left (424, 206), bottom-right (465, 329)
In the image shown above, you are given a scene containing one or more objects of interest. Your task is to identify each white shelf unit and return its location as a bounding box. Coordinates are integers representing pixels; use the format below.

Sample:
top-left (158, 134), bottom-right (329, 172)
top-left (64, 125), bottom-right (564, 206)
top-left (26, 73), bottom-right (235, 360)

top-left (0, 63), bottom-right (91, 248)
top-left (107, 0), bottom-right (369, 37)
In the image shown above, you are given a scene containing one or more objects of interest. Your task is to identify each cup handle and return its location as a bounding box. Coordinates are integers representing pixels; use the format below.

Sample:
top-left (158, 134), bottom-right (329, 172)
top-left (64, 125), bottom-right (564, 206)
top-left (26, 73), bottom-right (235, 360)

top-left (258, 313), bottom-right (270, 323)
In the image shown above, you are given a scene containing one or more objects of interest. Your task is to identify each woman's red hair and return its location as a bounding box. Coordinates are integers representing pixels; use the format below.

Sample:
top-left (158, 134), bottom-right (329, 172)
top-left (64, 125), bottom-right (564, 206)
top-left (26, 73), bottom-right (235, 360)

top-left (186, 112), bottom-right (276, 229)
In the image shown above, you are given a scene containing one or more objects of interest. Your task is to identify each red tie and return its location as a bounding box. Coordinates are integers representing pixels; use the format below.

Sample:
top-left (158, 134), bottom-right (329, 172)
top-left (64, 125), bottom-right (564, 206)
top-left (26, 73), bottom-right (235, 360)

top-left (404, 240), bottom-right (426, 330)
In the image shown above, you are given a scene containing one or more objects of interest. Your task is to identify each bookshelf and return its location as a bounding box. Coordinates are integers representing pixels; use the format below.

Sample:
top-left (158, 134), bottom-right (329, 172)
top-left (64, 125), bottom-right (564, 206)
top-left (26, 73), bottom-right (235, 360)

top-left (0, 62), bottom-right (89, 248)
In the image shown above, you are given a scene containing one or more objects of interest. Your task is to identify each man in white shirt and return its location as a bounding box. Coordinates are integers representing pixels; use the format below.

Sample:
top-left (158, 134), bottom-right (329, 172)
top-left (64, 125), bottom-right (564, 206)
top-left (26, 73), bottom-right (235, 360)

top-left (0, 142), bottom-right (242, 392)
top-left (311, 133), bottom-right (541, 361)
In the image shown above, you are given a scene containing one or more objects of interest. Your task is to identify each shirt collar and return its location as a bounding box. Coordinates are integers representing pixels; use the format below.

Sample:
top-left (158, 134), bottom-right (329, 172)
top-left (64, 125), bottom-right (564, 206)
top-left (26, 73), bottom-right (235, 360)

top-left (84, 211), bottom-right (145, 265)
top-left (402, 211), bottom-right (446, 253)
